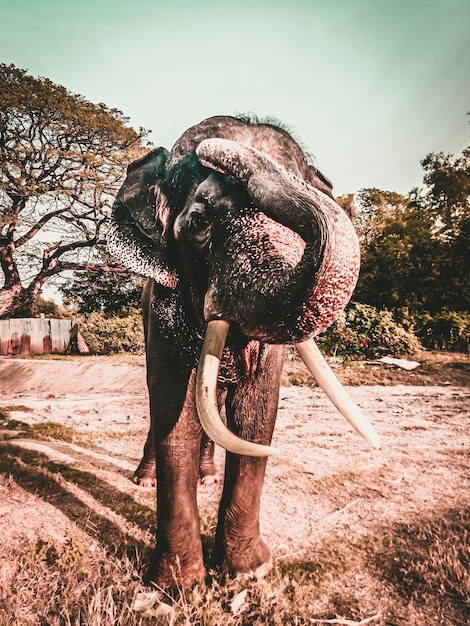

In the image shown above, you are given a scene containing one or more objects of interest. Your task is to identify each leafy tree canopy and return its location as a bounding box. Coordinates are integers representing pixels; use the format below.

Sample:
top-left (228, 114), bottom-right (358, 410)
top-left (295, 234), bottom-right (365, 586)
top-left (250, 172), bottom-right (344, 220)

top-left (0, 64), bottom-right (149, 317)
top-left (61, 270), bottom-right (144, 315)
top-left (412, 148), bottom-right (470, 239)
top-left (354, 146), bottom-right (469, 318)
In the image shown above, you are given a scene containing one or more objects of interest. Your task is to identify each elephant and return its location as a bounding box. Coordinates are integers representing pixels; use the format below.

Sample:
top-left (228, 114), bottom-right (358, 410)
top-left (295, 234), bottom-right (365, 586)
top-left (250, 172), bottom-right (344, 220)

top-left (107, 114), bottom-right (380, 590)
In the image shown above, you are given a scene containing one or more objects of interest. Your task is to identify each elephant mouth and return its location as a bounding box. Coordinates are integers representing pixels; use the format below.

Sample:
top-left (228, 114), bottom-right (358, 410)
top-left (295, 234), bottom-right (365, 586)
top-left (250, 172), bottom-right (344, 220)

top-left (196, 319), bottom-right (381, 457)
top-left (188, 227), bottom-right (212, 250)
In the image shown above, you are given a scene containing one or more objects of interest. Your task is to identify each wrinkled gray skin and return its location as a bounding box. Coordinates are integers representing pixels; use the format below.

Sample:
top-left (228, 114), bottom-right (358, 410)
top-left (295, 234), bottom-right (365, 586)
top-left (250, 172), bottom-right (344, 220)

top-left (108, 115), bottom-right (359, 589)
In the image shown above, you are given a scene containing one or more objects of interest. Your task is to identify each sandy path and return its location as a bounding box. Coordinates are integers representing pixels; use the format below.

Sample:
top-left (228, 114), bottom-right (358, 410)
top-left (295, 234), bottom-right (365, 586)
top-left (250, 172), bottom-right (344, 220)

top-left (1, 357), bottom-right (468, 556)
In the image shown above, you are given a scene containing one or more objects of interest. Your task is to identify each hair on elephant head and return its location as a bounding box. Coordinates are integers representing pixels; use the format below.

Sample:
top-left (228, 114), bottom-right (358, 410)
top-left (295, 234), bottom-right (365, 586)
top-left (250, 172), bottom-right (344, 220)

top-left (108, 115), bottom-right (380, 589)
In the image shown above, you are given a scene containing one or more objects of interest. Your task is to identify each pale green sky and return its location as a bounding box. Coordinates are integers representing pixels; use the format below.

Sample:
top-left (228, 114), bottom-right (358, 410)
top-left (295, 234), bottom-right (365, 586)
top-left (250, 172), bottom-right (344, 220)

top-left (1, 0), bottom-right (469, 195)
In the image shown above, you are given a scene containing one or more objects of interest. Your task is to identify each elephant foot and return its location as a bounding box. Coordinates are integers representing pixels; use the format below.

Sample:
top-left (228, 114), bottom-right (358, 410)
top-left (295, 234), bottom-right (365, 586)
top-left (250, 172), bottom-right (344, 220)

top-left (199, 460), bottom-right (218, 486)
top-left (133, 453), bottom-right (156, 488)
top-left (216, 535), bottom-right (273, 580)
top-left (144, 553), bottom-right (206, 591)
top-left (199, 473), bottom-right (217, 486)
top-left (133, 427), bottom-right (157, 488)
top-left (199, 436), bottom-right (217, 486)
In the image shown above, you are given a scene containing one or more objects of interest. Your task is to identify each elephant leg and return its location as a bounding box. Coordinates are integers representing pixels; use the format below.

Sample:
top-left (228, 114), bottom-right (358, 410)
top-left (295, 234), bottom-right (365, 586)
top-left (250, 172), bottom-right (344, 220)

top-left (145, 369), bottom-right (206, 590)
top-left (133, 425), bottom-right (156, 488)
top-left (199, 433), bottom-right (217, 485)
top-left (134, 278), bottom-right (157, 488)
top-left (133, 422), bottom-right (219, 489)
top-left (198, 389), bottom-right (226, 485)
top-left (214, 345), bottom-right (284, 578)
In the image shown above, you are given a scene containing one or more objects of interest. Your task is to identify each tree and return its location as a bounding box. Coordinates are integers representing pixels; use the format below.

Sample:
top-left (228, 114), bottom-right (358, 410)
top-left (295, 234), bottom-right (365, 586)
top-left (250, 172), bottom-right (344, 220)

top-left (60, 270), bottom-right (144, 315)
top-left (0, 64), bottom-right (149, 317)
top-left (409, 148), bottom-right (470, 313)
top-left (416, 148), bottom-right (470, 240)
top-left (353, 188), bottom-right (409, 247)
top-left (354, 146), bottom-right (470, 317)
top-left (354, 197), bottom-right (441, 314)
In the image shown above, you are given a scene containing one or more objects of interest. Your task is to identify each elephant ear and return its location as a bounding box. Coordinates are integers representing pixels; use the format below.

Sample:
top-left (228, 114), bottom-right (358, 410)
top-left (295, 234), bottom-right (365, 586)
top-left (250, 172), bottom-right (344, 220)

top-left (307, 165), bottom-right (334, 199)
top-left (107, 148), bottom-right (178, 289)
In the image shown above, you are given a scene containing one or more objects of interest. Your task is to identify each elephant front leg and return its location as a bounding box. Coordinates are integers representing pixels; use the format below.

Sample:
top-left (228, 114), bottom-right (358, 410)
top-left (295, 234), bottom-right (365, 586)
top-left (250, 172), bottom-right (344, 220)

top-left (133, 425), bottom-right (156, 488)
top-left (146, 371), bottom-right (206, 590)
top-left (214, 345), bottom-right (283, 579)
top-left (215, 454), bottom-right (272, 579)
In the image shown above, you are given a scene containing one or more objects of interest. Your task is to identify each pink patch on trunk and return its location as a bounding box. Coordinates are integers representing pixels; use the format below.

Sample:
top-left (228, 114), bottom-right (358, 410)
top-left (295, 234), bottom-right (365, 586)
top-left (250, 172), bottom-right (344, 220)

top-left (254, 213), bottom-right (305, 267)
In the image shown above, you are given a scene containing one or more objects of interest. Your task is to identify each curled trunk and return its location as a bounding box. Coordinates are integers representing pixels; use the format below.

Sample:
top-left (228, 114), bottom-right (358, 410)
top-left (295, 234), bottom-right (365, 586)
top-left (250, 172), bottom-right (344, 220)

top-left (196, 139), bottom-right (360, 344)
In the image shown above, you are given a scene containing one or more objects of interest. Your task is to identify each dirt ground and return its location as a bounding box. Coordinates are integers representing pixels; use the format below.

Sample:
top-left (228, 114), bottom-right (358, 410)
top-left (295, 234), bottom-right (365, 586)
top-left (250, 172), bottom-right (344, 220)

top-left (0, 353), bottom-right (469, 622)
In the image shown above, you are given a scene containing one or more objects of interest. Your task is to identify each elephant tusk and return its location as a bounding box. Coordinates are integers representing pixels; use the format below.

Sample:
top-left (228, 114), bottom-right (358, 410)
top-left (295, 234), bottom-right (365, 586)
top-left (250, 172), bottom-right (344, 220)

top-left (295, 338), bottom-right (381, 449)
top-left (196, 319), bottom-right (279, 457)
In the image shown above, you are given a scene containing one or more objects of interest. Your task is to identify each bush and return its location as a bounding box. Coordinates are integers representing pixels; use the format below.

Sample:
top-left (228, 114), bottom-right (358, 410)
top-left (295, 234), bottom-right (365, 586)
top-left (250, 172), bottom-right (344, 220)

top-left (317, 302), bottom-right (421, 360)
top-left (78, 303), bottom-right (470, 358)
top-left (417, 310), bottom-right (470, 352)
top-left (78, 309), bottom-right (144, 355)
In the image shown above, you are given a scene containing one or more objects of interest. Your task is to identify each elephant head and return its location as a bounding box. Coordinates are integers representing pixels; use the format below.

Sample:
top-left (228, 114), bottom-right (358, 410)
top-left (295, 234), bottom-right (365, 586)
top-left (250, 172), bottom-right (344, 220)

top-left (108, 115), bottom-right (380, 454)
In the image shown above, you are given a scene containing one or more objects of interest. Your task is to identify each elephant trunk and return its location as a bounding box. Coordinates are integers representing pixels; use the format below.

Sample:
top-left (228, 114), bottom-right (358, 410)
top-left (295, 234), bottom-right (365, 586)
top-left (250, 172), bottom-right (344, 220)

top-left (196, 139), bottom-right (360, 344)
top-left (194, 139), bottom-right (380, 456)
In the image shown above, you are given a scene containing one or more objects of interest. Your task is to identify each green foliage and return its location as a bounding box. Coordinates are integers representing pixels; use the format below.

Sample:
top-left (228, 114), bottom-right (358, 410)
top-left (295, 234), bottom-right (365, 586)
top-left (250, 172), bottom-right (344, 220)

top-left (355, 147), bottom-right (470, 333)
top-left (353, 188), bottom-right (409, 247)
top-left (10, 295), bottom-right (71, 319)
top-left (317, 302), bottom-right (421, 359)
top-left (354, 191), bottom-right (441, 313)
top-left (0, 63), bottom-right (147, 200)
top-left (60, 270), bottom-right (144, 315)
top-left (27, 530), bottom-right (88, 569)
top-left (417, 310), bottom-right (470, 352)
top-left (419, 148), bottom-right (470, 239)
top-left (78, 309), bottom-right (144, 354)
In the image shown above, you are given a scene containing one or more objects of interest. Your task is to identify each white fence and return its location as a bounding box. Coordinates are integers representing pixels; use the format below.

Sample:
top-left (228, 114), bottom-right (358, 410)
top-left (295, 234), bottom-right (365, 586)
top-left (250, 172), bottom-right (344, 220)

top-left (0, 318), bottom-right (76, 355)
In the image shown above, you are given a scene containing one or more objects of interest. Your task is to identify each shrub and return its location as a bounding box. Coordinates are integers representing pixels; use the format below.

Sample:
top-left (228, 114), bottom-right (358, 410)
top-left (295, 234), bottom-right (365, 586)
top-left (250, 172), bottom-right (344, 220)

top-left (317, 302), bottom-right (421, 359)
top-left (78, 309), bottom-right (144, 355)
top-left (417, 310), bottom-right (470, 352)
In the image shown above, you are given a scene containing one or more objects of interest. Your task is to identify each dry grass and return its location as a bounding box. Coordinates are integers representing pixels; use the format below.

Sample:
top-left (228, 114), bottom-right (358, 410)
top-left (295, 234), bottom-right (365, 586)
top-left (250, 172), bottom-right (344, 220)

top-left (366, 509), bottom-right (470, 625)
top-left (2, 512), bottom-right (469, 625)
top-left (1, 352), bottom-right (470, 625)
top-left (20, 352), bottom-right (146, 366)
top-left (1, 440), bottom-right (470, 625)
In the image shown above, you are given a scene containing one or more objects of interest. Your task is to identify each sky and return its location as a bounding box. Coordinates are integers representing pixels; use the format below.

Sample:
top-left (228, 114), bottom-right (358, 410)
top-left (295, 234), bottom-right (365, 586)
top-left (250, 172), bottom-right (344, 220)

top-left (1, 0), bottom-right (469, 196)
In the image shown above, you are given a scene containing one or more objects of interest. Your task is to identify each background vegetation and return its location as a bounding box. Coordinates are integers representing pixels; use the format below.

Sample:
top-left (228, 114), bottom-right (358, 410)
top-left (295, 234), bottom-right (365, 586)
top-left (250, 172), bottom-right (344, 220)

top-left (1, 65), bottom-right (469, 354)
top-left (0, 64), bottom-right (148, 318)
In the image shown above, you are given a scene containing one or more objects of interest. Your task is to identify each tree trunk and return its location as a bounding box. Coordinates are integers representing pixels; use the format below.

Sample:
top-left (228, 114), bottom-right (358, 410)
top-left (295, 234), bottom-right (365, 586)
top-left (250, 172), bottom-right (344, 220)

top-left (0, 284), bottom-right (27, 318)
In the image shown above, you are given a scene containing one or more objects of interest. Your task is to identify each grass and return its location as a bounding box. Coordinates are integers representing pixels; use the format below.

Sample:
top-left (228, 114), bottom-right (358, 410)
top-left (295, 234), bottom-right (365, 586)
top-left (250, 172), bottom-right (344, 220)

top-left (1, 352), bottom-right (470, 624)
top-left (17, 352), bottom-right (146, 365)
top-left (0, 532), bottom-right (352, 626)
top-left (0, 443), bottom-right (156, 537)
top-left (4, 512), bottom-right (469, 625)
top-left (1, 440), bottom-right (470, 625)
top-left (0, 404), bottom-right (33, 420)
top-left (1, 411), bottom-right (78, 442)
top-left (367, 509), bottom-right (470, 624)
